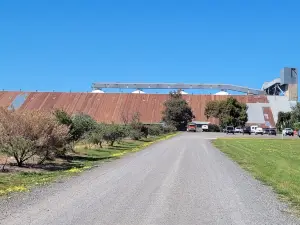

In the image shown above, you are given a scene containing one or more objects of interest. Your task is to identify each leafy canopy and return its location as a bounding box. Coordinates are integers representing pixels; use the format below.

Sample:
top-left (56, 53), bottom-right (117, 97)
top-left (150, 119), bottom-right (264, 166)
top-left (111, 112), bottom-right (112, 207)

top-left (162, 91), bottom-right (195, 130)
top-left (204, 97), bottom-right (248, 128)
top-left (276, 102), bottom-right (300, 131)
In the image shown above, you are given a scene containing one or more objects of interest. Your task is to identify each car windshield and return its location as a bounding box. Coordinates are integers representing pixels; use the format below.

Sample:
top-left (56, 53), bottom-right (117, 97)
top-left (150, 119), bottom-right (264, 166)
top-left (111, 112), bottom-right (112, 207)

top-left (227, 127), bottom-right (234, 130)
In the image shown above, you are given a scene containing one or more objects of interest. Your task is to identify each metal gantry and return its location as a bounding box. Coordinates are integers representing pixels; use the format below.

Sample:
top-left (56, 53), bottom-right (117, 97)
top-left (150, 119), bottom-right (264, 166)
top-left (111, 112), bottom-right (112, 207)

top-left (92, 82), bottom-right (265, 95)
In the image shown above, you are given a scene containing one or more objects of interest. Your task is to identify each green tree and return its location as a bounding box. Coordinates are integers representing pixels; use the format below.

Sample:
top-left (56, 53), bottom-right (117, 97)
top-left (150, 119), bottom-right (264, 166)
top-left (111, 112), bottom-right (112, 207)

top-left (276, 103), bottom-right (300, 131)
top-left (71, 113), bottom-right (98, 141)
top-left (204, 97), bottom-right (248, 128)
top-left (162, 91), bottom-right (195, 130)
top-left (103, 124), bottom-right (125, 146)
top-left (53, 109), bottom-right (73, 126)
top-left (54, 110), bottom-right (98, 142)
top-left (276, 111), bottom-right (292, 131)
top-left (291, 102), bottom-right (300, 123)
top-left (86, 123), bottom-right (106, 148)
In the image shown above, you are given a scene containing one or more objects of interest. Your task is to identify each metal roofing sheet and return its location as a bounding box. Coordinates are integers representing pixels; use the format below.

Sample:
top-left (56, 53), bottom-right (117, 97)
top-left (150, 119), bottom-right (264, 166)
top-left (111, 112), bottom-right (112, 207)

top-left (0, 91), bottom-right (271, 124)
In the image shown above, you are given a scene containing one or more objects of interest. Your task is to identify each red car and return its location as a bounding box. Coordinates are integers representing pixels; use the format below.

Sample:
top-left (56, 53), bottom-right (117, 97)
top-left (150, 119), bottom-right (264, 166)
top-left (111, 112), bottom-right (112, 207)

top-left (187, 123), bottom-right (197, 132)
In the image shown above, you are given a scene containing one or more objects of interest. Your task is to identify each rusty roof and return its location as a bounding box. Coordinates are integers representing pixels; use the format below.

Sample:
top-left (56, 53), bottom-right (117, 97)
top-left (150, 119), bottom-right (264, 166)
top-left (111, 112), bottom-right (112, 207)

top-left (0, 91), bottom-right (270, 124)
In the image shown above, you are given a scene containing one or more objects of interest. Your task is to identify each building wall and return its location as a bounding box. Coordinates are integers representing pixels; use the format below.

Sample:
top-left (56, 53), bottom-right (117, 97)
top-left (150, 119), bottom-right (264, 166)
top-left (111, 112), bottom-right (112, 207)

top-left (0, 91), bottom-right (275, 126)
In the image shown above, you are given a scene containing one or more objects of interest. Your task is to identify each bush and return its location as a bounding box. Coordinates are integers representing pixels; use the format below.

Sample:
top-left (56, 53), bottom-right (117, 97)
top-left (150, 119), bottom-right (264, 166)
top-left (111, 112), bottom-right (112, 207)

top-left (129, 129), bottom-right (143, 140)
top-left (128, 112), bottom-right (148, 139)
top-left (71, 113), bottom-right (98, 141)
top-left (163, 124), bottom-right (177, 134)
top-left (148, 124), bottom-right (163, 136)
top-left (53, 109), bottom-right (72, 126)
top-left (208, 124), bottom-right (220, 132)
top-left (103, 124), bottom-right (125, 146)
top-left (0, 108), bottom-right (70, 166)
top-left (85, 123), bottom-right (105, 148)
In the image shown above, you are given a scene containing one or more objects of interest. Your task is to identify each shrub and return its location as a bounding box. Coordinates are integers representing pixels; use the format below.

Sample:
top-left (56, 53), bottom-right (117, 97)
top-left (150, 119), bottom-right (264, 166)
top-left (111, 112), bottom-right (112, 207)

top-left (70, 113), bottom-right (97, 142)
top-left (129, 129), bottom-right (143, 140)
top-left (208, 124), bottom-right (220, 132)
top-left (103, 124), bottom-right (125, 146)
top-left (128, 112), bottom-right (148, 139)
top-left (0, 108), bottom-right (70, 166)
top-left (85, 123), bottom-right (105, 148)
top-left (148, 124), bottom-right (163, 136)
top-left (163, 124), bottom-right (177, 134)
top-left (53, 109), bottom-right (72, 126)
top-left (54, 110), bottom-right (98, 142)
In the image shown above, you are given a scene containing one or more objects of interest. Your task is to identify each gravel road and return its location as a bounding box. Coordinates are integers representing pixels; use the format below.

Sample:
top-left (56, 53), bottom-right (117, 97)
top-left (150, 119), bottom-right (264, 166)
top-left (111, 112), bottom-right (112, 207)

top-left (1, 132), bottom-right (299, 225)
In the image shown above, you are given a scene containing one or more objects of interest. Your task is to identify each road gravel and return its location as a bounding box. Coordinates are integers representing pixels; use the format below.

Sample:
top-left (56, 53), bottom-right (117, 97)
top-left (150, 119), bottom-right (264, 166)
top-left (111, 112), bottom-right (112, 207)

top-left (1, 132), bottom-right (299, 225)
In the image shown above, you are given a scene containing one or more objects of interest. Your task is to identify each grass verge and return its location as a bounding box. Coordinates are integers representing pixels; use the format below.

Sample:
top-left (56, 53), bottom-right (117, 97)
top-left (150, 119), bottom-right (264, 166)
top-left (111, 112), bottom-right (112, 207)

top-left (213, 138), bottom-right (300, 214)
top-left (0, 132), bottom-right (178, 196)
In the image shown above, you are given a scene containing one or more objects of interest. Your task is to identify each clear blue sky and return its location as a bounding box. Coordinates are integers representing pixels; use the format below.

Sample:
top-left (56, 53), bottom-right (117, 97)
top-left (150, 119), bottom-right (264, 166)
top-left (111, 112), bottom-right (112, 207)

top-left (0, 0), bottom-right (299, 93)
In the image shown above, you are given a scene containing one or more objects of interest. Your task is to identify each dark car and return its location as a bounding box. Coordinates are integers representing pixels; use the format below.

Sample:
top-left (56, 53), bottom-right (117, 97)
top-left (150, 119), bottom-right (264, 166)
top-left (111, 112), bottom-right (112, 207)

top-left (226, 126), bottom-right (235, 134)
top-left (242, 126), bottom-right (251, 135)
top-left (268, 129), bottom-right (276, 135)
top-left (263, 128), bottom-right (270, 134)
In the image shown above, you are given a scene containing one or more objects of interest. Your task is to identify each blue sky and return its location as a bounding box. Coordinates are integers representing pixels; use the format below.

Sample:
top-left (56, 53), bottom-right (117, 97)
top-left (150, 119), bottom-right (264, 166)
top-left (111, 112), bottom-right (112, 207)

top-left (0, 0), bottom-right (299, 94)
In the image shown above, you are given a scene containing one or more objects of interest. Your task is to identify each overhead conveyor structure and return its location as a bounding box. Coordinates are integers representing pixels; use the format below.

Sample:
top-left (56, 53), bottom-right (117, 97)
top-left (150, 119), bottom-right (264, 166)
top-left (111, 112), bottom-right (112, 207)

top-left (92, 82), bottom-right (265, 95)
top-left (92, 67), bottom-right (298, 101)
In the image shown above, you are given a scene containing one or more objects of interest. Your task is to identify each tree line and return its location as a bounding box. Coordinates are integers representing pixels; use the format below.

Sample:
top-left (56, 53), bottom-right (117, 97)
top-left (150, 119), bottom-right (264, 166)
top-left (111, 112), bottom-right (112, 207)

top-left (276, 103), bottom-right (300, 131)
top-left (0, 108), bottom-right (176, 167)
top-left (161, 91), bottom-right (248, 129)
top-left (0, 92), bottom-right (250, 167)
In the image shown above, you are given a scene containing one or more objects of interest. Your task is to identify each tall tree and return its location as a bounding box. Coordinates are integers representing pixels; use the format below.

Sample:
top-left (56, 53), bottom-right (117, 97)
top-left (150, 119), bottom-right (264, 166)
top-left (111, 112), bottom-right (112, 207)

top-left (276, 111), bottom-right (292, 131)
top-left (276, 103), bottom-right (300, 131)
top-left (204, 97), bottom-right (248, 128)
top-left (162, 91), bottom-right (195, 130)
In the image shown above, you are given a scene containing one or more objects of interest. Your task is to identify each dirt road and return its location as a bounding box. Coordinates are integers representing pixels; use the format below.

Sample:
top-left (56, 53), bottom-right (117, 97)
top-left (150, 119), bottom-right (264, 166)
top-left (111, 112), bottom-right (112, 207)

top-left (1, 133), bottom-right (299, 225)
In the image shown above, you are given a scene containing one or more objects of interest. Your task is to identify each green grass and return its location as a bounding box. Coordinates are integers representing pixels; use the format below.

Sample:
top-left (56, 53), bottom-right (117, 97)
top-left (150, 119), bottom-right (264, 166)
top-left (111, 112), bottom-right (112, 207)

top-left (213, 138), bottom-right (300, 213)
top-left (0, 133), bottom-right (177, 196)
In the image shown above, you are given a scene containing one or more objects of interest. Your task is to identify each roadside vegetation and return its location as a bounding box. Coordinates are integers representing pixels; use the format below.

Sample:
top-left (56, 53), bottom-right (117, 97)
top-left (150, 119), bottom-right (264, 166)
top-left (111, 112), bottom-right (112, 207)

top-left (276, 102), bottom-right (300, 132)
top-left (204, 97), bottom-right (248, 129)
top-left (213, 138), bottom-right (300, 213)
top-left (0, 107), bottom-right (178, 196)
top-left (162, 91), bottom-right (195, 131)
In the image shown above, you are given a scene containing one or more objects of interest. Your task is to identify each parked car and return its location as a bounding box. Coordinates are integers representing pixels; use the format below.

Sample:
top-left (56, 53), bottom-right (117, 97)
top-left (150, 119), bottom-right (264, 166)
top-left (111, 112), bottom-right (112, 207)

top-left (282, 128), bottom-right (294, 136)
top-left (226, 126), bottom-right (235, 134)
top-left (234, 127), bottom-right (242, 133)
top-left (242, 126), bottom-right (251, 135)
top-left (255, 127), bottom-right (263, 135)
top-left (268, 129), bottom-right (277, 135)
top-left (263, 128), bottom-right (270, 134)
top-left (202, 125), bottom-right (208, 132)
top-left (250, 125), bottom-right (258, 133)
top-left (187, 123), bottom-right (197, 132)
top-left (298, 130), bottom-right (300, 138)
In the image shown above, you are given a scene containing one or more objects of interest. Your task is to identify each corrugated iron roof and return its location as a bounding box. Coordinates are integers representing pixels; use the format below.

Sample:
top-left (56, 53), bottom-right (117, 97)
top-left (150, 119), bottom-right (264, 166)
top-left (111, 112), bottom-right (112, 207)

top-left (0, 91), bottom-right (270, 124)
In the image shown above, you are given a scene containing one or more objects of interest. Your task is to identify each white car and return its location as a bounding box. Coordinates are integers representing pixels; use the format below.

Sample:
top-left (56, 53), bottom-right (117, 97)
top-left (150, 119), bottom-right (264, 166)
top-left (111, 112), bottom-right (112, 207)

top-left (255, 127), bottom-right (263, 135)
top-left (234, 127), bottom-right (242, 133)
top-left (282, 128), bottom-right (294, 136)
